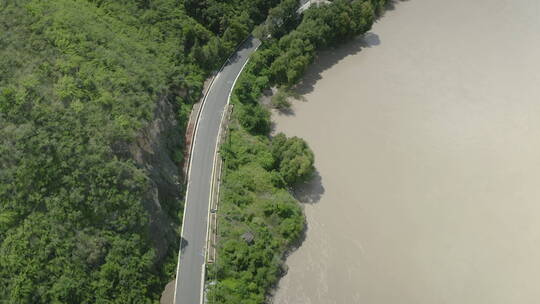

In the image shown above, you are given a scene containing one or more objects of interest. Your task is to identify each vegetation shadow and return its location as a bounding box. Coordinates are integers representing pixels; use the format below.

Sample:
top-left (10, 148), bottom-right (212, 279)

top-left (294, 31), bottom-right (381, 97)
top-left (275, 170), bottom-right (324, 291)
top-left (180, 237), bottom-right (189, 252)
top-left (275, 107), bottom-right (296, 117)
top-left (228, 36), bottom-right (256, 64)
top-left (292, 0), bottom-right (409, 98)
top-left (293, 170), bottom-right (325, 205)
top-left (385, 0), bottom-right (410, 12)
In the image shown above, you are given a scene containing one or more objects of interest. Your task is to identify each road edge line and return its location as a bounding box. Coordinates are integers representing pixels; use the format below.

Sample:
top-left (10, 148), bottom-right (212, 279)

top-left (200, 40), bottom-right (261, 304)
top-left (173, 37), bottom-right (256, 304)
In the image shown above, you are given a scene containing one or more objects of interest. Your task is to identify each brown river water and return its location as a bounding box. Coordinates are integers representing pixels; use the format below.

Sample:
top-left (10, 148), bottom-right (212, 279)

top-left (272, 0), bottom-right (540, 303)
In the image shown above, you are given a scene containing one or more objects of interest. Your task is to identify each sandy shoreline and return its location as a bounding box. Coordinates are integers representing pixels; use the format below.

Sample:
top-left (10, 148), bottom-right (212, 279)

top-left (272, 0), bottom-right (540, 303)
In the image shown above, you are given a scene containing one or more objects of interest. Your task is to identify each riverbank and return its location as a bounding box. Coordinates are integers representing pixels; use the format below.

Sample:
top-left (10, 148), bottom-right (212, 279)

top-left (206, 1), bottom-right (389, 302)
top-left (272, 0), bottom-right (540, 303)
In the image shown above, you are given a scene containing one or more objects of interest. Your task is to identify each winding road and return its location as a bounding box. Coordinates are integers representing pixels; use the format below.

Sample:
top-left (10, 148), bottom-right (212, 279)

top-left (173, 37), bottom-right (261, 304)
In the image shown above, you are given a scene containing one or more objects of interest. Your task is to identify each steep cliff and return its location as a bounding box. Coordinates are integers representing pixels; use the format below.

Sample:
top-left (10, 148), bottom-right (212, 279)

top-left (130, 96), bottom-right (184, 262)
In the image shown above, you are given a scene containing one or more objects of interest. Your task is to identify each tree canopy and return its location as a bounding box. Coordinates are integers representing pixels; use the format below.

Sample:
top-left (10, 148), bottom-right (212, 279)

top-left (0, 0), bottom-right (388, 302)
top-left (209, 0), bottom-right (387, 302)
top-left (0, 0), bottom-right (284, 302)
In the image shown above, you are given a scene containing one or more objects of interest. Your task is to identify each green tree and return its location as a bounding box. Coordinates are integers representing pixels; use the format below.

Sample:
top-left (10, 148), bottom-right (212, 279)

top-left (0, 0), bottom-right (289, 302)
top-left (272, 133), bottom-right (315, 185)
top-left (265, 0), bottom-right (300, 38)
top-left (271, 87), bottom-right (292, 110)
top-left (238, 104), bottom-right (271, 135)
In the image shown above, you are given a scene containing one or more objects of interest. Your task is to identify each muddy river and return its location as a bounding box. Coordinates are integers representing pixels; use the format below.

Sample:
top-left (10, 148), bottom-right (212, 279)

top-left (272, 0), bottom-right (540, 303)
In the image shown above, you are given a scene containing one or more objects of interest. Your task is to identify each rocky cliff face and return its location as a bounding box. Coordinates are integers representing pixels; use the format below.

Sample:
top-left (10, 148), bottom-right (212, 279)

top-left (129, 95), bottom-right (183, 262)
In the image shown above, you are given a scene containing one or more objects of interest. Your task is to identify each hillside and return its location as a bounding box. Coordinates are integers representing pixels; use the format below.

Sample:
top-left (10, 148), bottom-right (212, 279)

top-left (0, 0), bottom-right (279, 302)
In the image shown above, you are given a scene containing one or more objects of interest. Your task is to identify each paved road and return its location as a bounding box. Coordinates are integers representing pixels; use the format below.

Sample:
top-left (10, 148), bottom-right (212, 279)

top-left (174, 37), bottom-right (261, 304)
top-left (298, 0), bottom-right (311, 12)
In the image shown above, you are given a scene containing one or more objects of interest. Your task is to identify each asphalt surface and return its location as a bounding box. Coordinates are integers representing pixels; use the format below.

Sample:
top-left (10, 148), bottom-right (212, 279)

top-left (174, 37), bottom-right (261, 304)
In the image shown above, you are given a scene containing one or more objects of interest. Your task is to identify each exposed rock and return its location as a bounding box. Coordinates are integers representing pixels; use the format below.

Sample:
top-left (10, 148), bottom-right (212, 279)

top-left (241, 231), bottom-right (255, 245)
top-left (129, 95), bottom-right (183, 262)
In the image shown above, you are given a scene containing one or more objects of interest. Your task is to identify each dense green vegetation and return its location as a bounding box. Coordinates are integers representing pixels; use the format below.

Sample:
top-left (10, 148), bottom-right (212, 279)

top-left (208, 0), bottom-right (387, 303)
top-left (184, 0), bottom-right (282, 36)
top-left (265, 0), bottom-right (385, 86)
top-left (1, 0), bottom-right (389, 302)
top-left (255, 0), bottom-right (301, 39)
top-left (207, 125), bottom-right (311, 303)
top-left (0, 0), bottom-right (281, 302)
